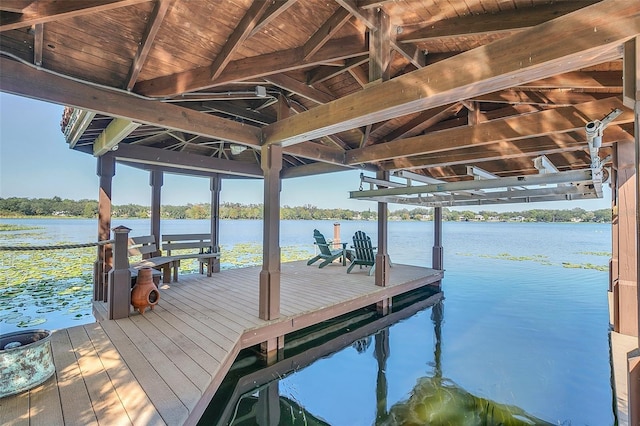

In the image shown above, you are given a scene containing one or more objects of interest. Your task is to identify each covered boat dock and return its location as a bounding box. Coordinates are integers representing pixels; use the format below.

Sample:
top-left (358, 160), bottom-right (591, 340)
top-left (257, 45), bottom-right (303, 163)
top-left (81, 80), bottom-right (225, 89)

top-left (0, 0), bottom-right (639, 423)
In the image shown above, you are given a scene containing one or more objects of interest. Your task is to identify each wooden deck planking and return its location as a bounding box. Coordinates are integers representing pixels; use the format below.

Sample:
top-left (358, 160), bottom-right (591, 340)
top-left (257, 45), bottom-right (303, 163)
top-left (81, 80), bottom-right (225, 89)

top-left (3, 261), bottom-right (442, 426)
top-left (50, 329), bottom-right (99, 426)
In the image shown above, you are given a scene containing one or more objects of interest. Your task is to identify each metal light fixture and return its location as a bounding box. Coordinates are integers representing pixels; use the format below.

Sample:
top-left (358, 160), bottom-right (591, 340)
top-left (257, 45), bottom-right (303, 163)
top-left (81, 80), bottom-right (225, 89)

top-left (230, 144), bottom-right (247, 155)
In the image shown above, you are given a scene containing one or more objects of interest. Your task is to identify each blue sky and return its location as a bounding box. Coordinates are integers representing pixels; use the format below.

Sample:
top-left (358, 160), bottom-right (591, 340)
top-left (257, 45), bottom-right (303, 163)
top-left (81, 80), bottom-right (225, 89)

top-left (0, 92), bottom-right (610, 212)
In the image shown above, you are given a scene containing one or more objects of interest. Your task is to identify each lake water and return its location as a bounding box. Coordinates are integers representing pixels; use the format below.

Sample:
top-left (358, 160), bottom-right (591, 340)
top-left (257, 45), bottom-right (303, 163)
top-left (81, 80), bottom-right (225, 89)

top-left (0, 218), bottom-right (613, 424)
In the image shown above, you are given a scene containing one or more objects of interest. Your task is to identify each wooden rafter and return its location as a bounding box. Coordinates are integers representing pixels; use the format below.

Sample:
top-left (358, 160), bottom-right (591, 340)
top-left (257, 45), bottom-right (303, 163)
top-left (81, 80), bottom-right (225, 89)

top-left (93, 118), bottom-right (141, 156)
top-left (336, 0), bottom-right (375, 30)
top-left (517, 71), bottom-right (623, 91)
top-left (264, 73), bottom-right (335, 104)
top-left (249, 0), bottom-right (298, 37)
top-left (209, 1), bottom-right (270, 81)
top-left (470, 90), bottom-right (613, 106)
top-left (306, 56), bottom-right (368, 85)
top-left (379, 103), bottom-right (463, 142)
top-left (134, 35), bottom-right (368, 97)
top-left (345, 97), bottom-right (633, 165)
top-left (391, 40), bottom-right (425, 68)
top-left (125, 0), bottom-right (173, 90)
top-left (262, 0), bottom-right (639, 146)
top-left (0, 0), bottom-right (149, 31)
top-left (398, 1), bottom-right (599, 44)
top-left (303, 8), bottom-right (352, 60)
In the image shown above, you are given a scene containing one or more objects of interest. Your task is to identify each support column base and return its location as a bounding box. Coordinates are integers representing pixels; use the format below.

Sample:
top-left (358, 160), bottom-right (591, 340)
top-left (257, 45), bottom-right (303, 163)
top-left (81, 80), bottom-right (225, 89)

top-left (107, 268), bottom-right (131, 320)
top-left (629, 349), bottom-right (640, 426)
top-left (375, 254), bottom-right (391, 287)
top-left (377, 298), bottom-right (392, 315)
top-left (259, 270), bottom-right (280, 320)
top-left (260, 336), bottom-right (284, 365)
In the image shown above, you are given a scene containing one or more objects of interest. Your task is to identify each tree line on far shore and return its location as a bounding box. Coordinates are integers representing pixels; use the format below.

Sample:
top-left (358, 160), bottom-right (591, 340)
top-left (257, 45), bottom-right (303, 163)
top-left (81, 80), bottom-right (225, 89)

top-left (0, 197), bottom-right (611, 223)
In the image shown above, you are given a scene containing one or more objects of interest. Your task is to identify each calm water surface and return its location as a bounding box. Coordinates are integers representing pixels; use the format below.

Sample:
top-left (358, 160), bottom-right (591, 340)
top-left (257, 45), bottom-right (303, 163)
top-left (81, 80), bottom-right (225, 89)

top-left (0, 219), bottom-right (613, 424)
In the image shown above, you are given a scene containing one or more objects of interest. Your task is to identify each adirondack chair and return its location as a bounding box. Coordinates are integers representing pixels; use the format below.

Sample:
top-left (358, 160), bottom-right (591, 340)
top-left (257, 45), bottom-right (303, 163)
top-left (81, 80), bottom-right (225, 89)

top-left (307, 229), bottom-right (347, 268)
top-left (347, 230), bottom-right (376, 275)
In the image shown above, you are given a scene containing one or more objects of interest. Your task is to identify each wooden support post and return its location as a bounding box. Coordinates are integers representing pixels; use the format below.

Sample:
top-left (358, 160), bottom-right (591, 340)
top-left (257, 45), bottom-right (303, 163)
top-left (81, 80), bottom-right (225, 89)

top-left (333, 222), bottom-right (341, 249)
top-left (259, 95), bottom-right (287, 323)
top-left (209, 175), bottom-right (221, 273)
top-left (107, 225), bottom-right (132, 320)
top-left (149, 170), bottom-right (163, 257)
top-left (256, 381), bottom-right (280, 425)
top-left (432, 206), bottom-right (443, 271)
top-left (611, 164), bottom-right (620, 329)
top-left (368, 9), bottom-right (391, 83)
top-left (259, 143), bottom-right (282, 321)
top-left (260, 336), bottom-right (284, 365)
top-left (376, 171), bottom-right (391, 313)
top-left (615, 138), bottom-right (638, 337)
top-left (95, 155), bottom-right (114, 302)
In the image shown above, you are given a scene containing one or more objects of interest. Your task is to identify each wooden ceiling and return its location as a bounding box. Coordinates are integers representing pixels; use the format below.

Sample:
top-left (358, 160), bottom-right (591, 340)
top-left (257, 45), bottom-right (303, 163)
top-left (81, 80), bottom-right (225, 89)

top-left (1, 0), bottom-right (638, 188)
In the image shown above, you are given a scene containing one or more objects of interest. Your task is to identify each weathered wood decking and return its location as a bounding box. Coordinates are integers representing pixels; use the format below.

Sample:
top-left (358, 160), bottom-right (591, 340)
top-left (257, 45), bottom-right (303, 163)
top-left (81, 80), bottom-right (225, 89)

top-left (1, 260), bottom-right (442, 426)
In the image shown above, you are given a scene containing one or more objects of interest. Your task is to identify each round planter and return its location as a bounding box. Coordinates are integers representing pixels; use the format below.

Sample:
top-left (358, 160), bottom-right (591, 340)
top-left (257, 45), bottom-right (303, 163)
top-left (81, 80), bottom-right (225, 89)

top-left (0, 329), bottom-right (55, 398)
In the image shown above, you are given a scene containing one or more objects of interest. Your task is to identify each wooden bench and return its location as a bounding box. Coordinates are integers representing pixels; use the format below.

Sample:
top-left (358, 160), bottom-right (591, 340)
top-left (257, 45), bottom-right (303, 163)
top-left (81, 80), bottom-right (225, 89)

top-left (128, 235), bottom-right (173, 284)
top-left (161, 233), bottom-right (220, 282)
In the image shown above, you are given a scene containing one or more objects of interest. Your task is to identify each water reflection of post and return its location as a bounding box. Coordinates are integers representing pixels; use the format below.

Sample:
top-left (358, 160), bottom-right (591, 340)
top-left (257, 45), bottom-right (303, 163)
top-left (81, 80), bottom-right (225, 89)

top-left (375, 328), bottom-right (390, 422)
top-left (256, 381), bottom-right (280, 426)
top-left (431, 299), bottom-right (444, 381)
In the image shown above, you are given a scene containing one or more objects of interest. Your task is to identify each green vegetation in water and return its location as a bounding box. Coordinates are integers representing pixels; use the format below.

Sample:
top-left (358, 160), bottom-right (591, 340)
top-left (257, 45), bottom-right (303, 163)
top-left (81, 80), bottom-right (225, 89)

top-left (0, 242), bottom-right (312, 330)
top-left (459, 251), bottom-right (607, 272)
top-left (0, 246), bottom-right (96, 328)
top-left (479, 253), bottom-right (549, 262)
top-left (0, 224), bottom-right (42, 232)
top-left (577, 251), bottom-right (611, 257)
top-left (562, 262), bottom-right (608, 271)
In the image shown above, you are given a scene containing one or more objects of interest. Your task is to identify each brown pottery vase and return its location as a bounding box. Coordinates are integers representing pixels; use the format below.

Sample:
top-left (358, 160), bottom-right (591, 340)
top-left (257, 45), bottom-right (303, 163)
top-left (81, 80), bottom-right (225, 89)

top-left (131, 268), bottom-right (160, 315)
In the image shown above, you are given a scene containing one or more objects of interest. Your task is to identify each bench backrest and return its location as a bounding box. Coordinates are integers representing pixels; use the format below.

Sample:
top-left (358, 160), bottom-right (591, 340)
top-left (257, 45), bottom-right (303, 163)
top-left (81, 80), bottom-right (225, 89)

top-left (128, 235), bottom-right (158, 258)
top-left (162, 233), bottom-right (213, 256)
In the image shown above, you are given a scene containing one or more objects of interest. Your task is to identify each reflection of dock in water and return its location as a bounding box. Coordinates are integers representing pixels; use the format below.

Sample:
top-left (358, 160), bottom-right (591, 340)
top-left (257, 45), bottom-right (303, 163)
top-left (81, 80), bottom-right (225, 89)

top-left (210, 290), bottom-right (549, 425)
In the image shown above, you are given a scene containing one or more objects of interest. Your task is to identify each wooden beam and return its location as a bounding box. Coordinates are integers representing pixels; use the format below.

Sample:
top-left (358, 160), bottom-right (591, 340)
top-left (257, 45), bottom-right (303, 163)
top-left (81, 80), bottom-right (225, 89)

top-left (263, 73), bottom-right (335, 104)
top-left (357, 0), bottom-right (395, 10)
top-left (249, 0), bottom-right (298, 37)
top-left (624, 37), bottom-right (640, 108)
top-left (345, 97), bottom-right (633, 164)
top-left (0, 0), bottom-right (34, 13)
top-left (135, 35), bottom-right (368, 97)
top-left (391, 40), bottom-right (425, 68)
top-left (380, 126), bottom-right (633, 170)
top-left (0, 57), bottom-right (262, 147)
top-left (32, 23), bottom-right (42, 66)
top-left (281, 161), bottom-right (353, 178)
top-left (518, 71), bottom-right (623, 90)
top-left (0, 0), bottom-right (149, 31)
top-left (398, 1), bottom-right (598, 44)
top-left (306, 56), bottom-right (368, 85)
top-left (201, 101), bottom-right (275, 126)
top-left (93, 118), bottom-right (141, 156)
top-left (262, 0), bottom-right (639, 146)
top-left (471, 90), bottom-right (613, 106)
top-left (336, 0), bottom-right (376, 30)
top-left (379, 103), bottom-right (461, 142)
top-left (348, 65), bottom-right (368, 88)
top-left (125, 0), bottom-right (173, 90)
top-left (210, 1), bottom-right (270, 81)
top-left (112, 143), bottom-right (263, 177)
top-left (303, 8), bottom-right (352, 60)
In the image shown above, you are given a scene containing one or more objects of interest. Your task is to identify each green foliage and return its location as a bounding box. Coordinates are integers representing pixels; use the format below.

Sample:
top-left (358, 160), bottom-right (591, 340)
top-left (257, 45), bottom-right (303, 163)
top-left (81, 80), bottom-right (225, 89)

top-left (0, 224), bottom-right (41, 232)
top-left (0, 197), bottom-right (612, 222)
